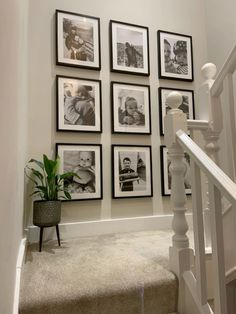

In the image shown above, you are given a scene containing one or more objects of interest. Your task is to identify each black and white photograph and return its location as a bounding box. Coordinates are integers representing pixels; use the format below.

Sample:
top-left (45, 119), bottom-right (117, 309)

top-left (112, 145), bottom-right (153, 199)
top-left (158, 30), bottom-right (194, 81)
top-left (56, 10), bottom-right (101, 69)
top-left (57, 76), bottom-right (102, 132)
top-left (111, 82), bottom-right (151, 134)
top-left (110, 20), bottom-right (150, 75)
top-left (56, 144), bottom-right (102, 201)
top-left (160, 145), bottom-right (191, 196)
top-left (159, 87), bottom-right (195, 135)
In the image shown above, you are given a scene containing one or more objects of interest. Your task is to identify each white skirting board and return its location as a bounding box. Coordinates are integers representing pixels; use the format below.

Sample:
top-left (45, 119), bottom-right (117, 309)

top-left (13, 237), bottom-right (27, 314)
top-left (27, 213), bottom-right (193, 243)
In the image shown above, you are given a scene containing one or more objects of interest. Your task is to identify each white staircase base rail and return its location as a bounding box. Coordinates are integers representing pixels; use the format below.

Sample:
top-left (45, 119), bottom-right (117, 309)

top-left (183, 271), bottom-right (214, 314)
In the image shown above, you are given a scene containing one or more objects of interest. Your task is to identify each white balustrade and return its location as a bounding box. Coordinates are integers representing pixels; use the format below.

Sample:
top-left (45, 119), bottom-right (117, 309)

top-left (198, 63), bottom-right (221, 250)
top-left (165, 46), bottom-right (236, 314)
top-left (164, 89), bottom-right (236, 314)
top-left (176, 129), bottom-right (233, 314)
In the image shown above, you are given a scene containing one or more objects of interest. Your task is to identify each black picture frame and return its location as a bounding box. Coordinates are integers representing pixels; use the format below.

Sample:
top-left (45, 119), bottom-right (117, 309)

top-left (157, 30), bottom-right (194, 81)
top-left (110, 20), bottom-right (150, 76)
top-left (56, 143), bottom-right (103, 201)
top-left (56, 75), bottom-right (102, 133)
top-left (158, 87), bottom-right (195, 136)
top-left (56, 10), bottom-right (101, 70)
top-left (160, 145), bottom-right (191, 196)
top-left (112, 145), bottom-right (153, 199)
top-left (111, 81), bottom-right (151, 134)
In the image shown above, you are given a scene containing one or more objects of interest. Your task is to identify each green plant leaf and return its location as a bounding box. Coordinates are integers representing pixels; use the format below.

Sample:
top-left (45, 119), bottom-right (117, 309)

top-left (29, 168), bottom-right (44, 181)
top-left (28, 159), bottom-right (44, 169)
top-left (43, 154), bottom-right (54, 177)
top-left (26, 154), bottom-right (74, 201)
top-left (59, 172), bottom-right (76, 180)
top-left (64, 190), bottom-right (72, 200)
top-left (25, 168), bottom-right (38, 186)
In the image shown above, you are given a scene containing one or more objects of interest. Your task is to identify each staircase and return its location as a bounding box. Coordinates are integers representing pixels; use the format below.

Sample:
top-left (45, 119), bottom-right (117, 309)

top-left (19, 46), bottom-right (236, 313)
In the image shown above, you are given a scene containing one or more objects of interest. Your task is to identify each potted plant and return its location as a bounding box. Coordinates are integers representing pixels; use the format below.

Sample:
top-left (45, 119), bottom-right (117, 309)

top-left (25, 154), bottom-right (78, 251)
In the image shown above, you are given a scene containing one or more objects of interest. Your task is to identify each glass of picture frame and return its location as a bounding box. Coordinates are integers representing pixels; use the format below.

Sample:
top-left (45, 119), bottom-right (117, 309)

top-left (158, 30), bottom-right (194, 81)
top-left (110, 20), bottom-right (150, 76)
top-left (56, 75), bottom-right (102, 132)
top-left (158, 87), bottom-right (195, 136)
top-left (56, 143), bottom-right (103, 201)
top-left (56, 10), bottom-right (101, 70)
top-left (111, 81), bottom-right (151, 134)
top-left (112, 145), bottom-right (153, 199)
top-left (160, 145), bottom-right (191, 196)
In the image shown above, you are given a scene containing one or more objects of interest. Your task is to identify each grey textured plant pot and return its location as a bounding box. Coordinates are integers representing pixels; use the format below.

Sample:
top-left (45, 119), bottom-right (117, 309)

top-left (33, 200), bottom-right (61, 227)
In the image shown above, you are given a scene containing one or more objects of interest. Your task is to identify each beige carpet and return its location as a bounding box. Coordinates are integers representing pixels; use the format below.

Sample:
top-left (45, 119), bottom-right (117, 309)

top-left (19, 230), bottom-right (185, 314)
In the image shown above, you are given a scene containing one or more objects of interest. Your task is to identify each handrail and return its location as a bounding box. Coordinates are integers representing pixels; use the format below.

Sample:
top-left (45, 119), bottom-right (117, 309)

top-left (187, 119), bottom-right (209, 130)
top-left (211, 44), bottom-right (236, 97)
top-left (176, 129), bottom-right (236, 204)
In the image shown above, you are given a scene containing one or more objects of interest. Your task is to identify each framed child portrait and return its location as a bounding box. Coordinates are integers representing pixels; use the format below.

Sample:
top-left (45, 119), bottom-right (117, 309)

top-left (157, 30), bottom-right (194, 81)
top-left (56, 75), bottom-right (102, 132)
top-left (111, 82), bottom-right (151, 134)
top-left (160, 145), bottom-right (191, 196)
top-left (158, 87), bottom-right (195, 136)
top-left (56, 143), bottom-right (103, 201)
top-left (56, 10), bottom-right (101, 70)
top-left (112, 145), bottom-right (153, 199)
top-left (110, 20), bottom-right (150, 76)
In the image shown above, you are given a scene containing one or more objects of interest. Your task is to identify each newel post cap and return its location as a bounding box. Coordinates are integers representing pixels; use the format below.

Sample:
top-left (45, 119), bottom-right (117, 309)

top-left (166, 91), bottom-right (183, 110)
top-left (164, 91), bottom-right (187, 147)
top-left (201, 63), bottom-right (217, 82)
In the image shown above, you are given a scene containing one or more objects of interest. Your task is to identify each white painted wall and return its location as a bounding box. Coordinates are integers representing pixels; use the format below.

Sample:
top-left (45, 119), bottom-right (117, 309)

top-left (204, 1), bottom-right (236, 177)
top-left (205, 0), bottom-right (236, 70)
top-left (0, 0), bottom-right (28, 313)
top-left (26, 0), bottom-right (207, 226)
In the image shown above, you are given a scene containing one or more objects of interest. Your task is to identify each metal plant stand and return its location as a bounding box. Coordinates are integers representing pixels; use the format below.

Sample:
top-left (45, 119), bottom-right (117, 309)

top-left (39, 224), bottom-right (61, 252)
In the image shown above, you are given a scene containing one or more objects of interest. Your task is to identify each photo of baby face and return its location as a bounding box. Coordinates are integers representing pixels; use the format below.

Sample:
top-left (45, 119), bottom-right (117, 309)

top-left (126, 100), bottom-right (138, 116)
top-left (58, 145), bottom-right (102, 200)
top-left (78, 151), bottom-right (93, 168)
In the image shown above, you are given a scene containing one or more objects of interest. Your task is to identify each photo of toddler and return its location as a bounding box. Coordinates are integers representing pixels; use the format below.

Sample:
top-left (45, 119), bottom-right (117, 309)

top-left (119, 97), bottom-right (145, 126)
top-left (64, 85), bottom-right (95, 126)
top-left (69, 151), bottom-right (96, 194)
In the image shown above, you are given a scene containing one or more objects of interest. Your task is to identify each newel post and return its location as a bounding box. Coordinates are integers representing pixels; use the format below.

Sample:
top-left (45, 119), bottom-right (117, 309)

top-left (200, 63), bottom-right (222, 250)
top-left (164, 92), bottom-right (194, 312)
top-left (200, 63), bottom-right (221, 165)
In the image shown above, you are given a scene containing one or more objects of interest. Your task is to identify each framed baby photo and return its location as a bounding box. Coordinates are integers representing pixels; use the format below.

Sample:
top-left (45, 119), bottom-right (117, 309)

top-left (56, 75), bottom-right (102, 132)
top-left (56, 143), bottom-right (103, 201)
top-left (56, 10), bottom-right (101, 70)
top-left (159, 87), bottom-right (195, 136)
top-left (110, 20), bottom-right (150, 76)
top-left (112, 145), bottom-right (153, 199)
top-left (157, 30), bottom-right (194, 81)
top-left (160, 145), bottom-right (191, 196)
top-left (111, 82), bottom-right (151, 134)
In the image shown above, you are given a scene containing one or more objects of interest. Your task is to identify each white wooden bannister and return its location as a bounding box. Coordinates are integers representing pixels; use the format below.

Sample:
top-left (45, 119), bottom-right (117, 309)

top-left (210, 45), bottom-right (236, 181)
top-left (193, 63), bottom-right (221, 252)
top-left (164, 91), bottom-right (236, 314)
top-left (198, 48), bottom-right (236, 285)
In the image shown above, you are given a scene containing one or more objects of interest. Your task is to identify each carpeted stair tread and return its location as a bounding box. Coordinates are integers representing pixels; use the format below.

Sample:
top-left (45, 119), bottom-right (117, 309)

top-left (19, 230), bottom-right (179, 314)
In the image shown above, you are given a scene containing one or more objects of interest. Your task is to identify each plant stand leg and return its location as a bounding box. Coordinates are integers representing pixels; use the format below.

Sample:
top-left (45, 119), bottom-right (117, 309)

top-left (39, 227), bottom-right (44, 252)
top-left (56, 224), bottom-right (61, 247)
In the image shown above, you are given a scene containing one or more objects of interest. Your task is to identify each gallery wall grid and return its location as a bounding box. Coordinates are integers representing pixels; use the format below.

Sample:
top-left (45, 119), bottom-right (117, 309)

top-left (54, 9), bottom-right (195, 201)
